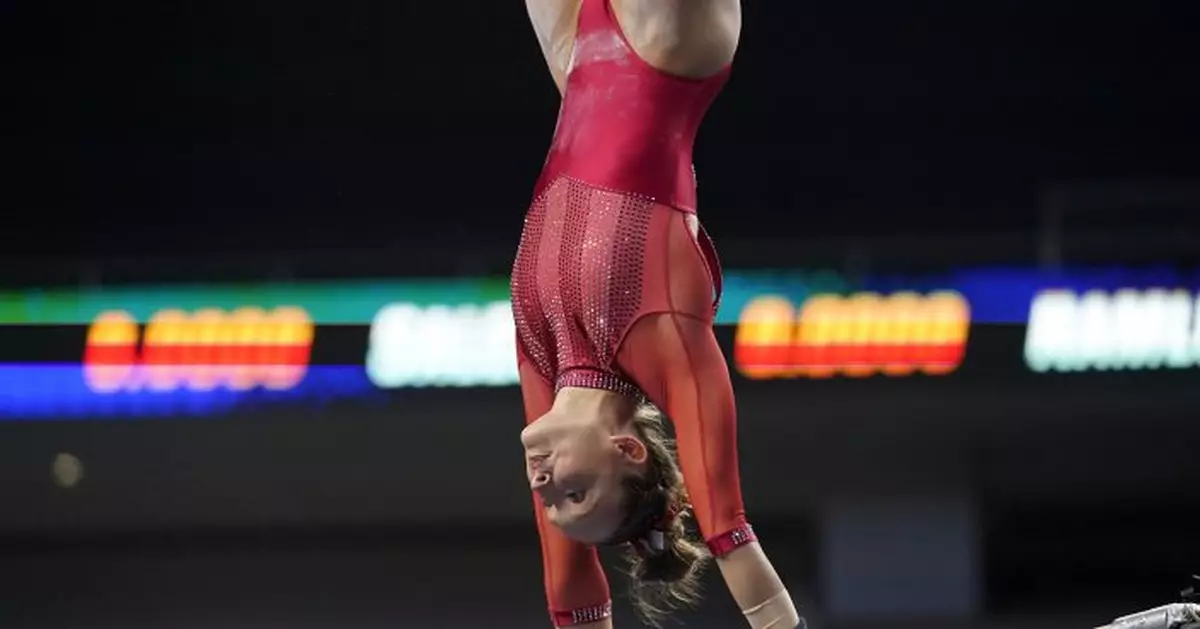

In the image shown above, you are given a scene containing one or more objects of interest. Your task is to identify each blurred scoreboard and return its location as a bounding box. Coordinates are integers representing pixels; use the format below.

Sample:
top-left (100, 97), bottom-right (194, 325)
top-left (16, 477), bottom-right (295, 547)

top-left (1, 266), bottom-right (1198, 420)
top-left (1026, 288), bottom-right (1200, 372)
top-left (734, 292), bottom-right (970, 379)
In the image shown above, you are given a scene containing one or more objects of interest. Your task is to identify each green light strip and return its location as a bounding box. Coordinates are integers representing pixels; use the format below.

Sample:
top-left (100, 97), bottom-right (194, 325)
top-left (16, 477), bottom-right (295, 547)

top-left (0, 279), bottom-right (512, 325)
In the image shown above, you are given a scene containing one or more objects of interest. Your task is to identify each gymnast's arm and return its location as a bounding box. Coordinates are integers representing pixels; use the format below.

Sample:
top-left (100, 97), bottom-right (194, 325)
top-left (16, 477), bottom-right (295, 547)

top-left (610, 0), bottom-right (741, 78)
top-left (534, 506), bottom-right (615, 629)
top-left (619, 314), bottom-right (800, 628)
top-left (519, 363), bottom-right (614, 628)
top-left (524, 0), bottom-right (581, 94)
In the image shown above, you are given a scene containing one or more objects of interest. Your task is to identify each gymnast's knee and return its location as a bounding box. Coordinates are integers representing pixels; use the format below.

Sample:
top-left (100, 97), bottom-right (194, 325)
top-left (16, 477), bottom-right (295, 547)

top-left (742, 589), bottom-right (803, 629)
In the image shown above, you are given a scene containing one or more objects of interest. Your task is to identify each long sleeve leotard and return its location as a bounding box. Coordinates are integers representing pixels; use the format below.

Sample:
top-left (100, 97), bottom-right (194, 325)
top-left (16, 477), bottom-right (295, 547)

top-left (510, 1), bottom-right (751, 625)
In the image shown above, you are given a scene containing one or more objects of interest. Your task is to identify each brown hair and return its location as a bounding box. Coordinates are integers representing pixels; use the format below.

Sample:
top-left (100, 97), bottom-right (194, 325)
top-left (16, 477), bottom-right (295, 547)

top-left (604, 403), bottom-right (711, 627)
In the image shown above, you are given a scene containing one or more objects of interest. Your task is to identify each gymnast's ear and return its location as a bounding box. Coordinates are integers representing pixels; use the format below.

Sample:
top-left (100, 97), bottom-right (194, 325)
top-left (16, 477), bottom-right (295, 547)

top-left (611, 435), bottom-right (649, 464)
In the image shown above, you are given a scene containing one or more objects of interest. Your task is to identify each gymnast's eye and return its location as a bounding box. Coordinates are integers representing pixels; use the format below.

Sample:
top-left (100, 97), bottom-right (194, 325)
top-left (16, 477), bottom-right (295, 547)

top-left (566, 490), bottom-right (586, 504)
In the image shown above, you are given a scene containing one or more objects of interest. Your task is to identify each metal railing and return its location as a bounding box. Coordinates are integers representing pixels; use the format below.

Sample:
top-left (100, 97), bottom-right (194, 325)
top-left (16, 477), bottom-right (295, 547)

top-left (1096, 578), bottom-right (1200, 629)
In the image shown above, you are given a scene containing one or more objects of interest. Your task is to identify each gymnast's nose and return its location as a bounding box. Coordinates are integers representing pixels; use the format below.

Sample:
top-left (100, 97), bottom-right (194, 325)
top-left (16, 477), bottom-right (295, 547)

top-left (530, 470), bottom-right (551, 491)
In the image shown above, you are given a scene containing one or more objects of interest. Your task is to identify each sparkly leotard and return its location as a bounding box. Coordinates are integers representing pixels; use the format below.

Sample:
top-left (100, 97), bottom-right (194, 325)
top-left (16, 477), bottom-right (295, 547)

top-left (510, 1), bottom-right (756, 625)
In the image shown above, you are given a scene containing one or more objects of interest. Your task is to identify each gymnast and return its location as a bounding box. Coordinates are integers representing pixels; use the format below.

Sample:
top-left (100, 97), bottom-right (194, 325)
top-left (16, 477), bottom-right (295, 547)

top-left (512, 0), bottom-right (801, 627)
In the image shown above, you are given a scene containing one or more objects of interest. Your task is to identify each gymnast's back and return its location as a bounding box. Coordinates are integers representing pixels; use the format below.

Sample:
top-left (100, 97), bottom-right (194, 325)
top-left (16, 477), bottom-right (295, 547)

top-left (523, 0), bottom-right (740, 211)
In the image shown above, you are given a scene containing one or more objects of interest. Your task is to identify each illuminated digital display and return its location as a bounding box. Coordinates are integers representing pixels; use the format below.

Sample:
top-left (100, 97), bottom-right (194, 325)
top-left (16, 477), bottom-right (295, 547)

top-left (0, 303), bottom-right (372, 419)
top-left (0, 280), bottom-right (519, 418)
top-left (1, 269), bottom-right (1197, 420)
top-left (1025, 289), bottom-right (1200, 372)
top-left (84, 307), bottom-right (314, 393)
top-left (367, 301), bottom-right (518, 388)
top-left (734, 292), bottom-right (971, 379)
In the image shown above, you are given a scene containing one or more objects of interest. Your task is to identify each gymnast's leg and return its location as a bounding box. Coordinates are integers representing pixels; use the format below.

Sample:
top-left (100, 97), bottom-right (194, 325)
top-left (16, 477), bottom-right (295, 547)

top-left (518, 357), bottom-right (614, 628)
top-left (617, 313), bottom-right (801, 628)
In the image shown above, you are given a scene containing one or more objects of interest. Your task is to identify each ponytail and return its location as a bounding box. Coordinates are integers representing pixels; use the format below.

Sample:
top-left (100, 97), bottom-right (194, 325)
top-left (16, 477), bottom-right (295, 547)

top-left (608, 403), bottom-right (711, 627)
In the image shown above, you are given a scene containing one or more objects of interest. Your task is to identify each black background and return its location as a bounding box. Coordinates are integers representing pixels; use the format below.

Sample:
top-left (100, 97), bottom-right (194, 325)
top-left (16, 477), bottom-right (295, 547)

top-left (3, 2), bottom-right (1198, 264)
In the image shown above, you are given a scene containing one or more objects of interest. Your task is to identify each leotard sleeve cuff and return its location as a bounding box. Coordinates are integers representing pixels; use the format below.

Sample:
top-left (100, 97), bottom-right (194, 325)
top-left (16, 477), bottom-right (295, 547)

top-left (550, 601), bottom-right (613, 626)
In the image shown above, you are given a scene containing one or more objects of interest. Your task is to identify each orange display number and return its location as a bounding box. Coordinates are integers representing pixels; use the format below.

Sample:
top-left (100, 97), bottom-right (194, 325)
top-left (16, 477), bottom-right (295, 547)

top-left (734, 292), bottom-right (970, 379)
top-left (83, 307), bottom-right (314, 393)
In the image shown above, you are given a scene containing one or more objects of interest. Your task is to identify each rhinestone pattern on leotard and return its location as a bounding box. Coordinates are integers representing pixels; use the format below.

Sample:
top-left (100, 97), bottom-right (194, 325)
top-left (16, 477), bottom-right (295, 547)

top-left (511, 175), bottom-right (653, 396)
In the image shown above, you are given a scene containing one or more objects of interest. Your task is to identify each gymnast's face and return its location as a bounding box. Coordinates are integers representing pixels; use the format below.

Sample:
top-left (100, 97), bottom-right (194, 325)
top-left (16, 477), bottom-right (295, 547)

top-left (523, 420), bottom-right (649, 544)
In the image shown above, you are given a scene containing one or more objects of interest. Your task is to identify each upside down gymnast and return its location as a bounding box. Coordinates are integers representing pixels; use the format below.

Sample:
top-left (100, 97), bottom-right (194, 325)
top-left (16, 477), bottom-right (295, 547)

top-left (511, 1), bottom-right (800, 627)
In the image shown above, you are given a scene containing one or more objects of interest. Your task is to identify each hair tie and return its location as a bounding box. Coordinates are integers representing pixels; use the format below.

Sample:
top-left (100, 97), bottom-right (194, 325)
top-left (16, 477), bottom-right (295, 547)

top-left (645, 530), bottom-right (666, 553)
top-left (631, 530), bottom-right (667, 556)
top-left (654, 502), bottom-right (691, 530)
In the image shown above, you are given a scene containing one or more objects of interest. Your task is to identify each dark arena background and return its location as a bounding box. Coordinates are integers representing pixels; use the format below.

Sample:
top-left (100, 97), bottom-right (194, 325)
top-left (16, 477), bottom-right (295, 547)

top-left (2, 2), bottom-right (1199, 628)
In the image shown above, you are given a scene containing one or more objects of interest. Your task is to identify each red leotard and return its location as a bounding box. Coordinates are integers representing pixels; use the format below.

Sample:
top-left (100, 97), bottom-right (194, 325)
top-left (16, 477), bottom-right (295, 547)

top-left (510, 1), bottom-right (754, 626)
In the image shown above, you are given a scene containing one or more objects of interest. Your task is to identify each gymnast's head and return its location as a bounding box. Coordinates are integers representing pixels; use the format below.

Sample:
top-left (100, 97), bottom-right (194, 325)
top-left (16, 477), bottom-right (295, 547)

top-left (521, 391), bottom-right (710, 624)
